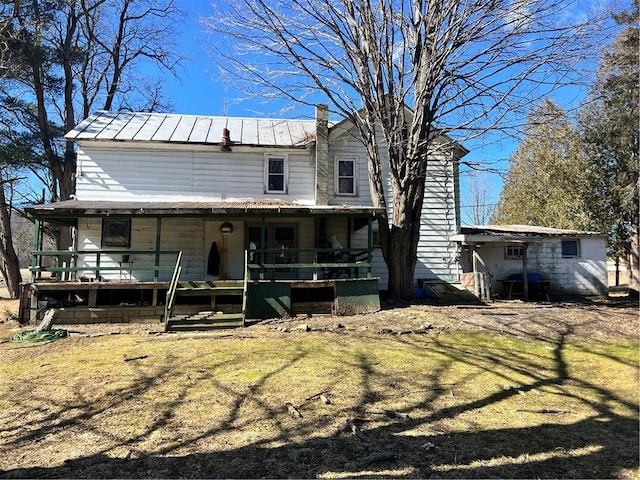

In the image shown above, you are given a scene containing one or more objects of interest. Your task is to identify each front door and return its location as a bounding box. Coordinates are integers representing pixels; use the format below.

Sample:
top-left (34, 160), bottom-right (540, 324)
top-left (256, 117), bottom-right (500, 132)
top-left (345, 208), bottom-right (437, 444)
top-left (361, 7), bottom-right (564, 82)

top-left (247, 223), bottom-right (298, 279)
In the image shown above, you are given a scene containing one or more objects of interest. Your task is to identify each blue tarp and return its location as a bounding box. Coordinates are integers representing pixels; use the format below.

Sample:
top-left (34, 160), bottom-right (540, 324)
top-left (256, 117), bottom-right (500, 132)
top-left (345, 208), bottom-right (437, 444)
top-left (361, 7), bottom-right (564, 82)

top-left (508, 272), bottom-right (544, 282)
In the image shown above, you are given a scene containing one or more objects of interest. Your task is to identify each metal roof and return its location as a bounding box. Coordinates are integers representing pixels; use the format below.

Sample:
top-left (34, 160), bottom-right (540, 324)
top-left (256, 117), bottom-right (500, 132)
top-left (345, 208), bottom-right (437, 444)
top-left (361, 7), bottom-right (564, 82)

top-left (65, 111), bottom-right (317, 148)
top-left (26, 200), bottom-right (383, 219)
top-left (453, 224), bottom-right (606, 244)
top-left (460, 224), bottom-right (605, 237)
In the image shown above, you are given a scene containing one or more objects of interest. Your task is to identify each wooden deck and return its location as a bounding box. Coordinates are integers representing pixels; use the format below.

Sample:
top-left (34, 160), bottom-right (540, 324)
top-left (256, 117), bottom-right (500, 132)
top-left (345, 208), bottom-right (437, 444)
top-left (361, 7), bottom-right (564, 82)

top-left (20, 278), bottom-right (380, 328)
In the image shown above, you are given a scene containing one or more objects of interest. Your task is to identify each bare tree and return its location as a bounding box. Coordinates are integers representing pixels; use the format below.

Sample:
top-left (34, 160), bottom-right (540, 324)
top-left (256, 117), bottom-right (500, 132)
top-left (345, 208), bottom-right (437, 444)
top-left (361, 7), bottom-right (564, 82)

top-left (3, 0), bottom-right (182, 247)
top-left (0, 0), bottom-right (182, 293)
top-left (462, 169), bottom-right (497, 226)
top-left (206, 0), bottom-right (609, 298)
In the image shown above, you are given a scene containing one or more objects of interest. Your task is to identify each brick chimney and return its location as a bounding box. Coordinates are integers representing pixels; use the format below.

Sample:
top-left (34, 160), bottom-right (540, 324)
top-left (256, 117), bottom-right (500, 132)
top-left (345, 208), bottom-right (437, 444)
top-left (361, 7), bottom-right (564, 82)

top-left (315, 104), bottom-right (329, 205)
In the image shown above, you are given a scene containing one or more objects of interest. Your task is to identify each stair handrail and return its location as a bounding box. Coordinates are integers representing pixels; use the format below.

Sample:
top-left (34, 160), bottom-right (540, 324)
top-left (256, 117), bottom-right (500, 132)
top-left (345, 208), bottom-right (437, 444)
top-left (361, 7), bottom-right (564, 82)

top-left (164, 250), bottom-right (183, 331)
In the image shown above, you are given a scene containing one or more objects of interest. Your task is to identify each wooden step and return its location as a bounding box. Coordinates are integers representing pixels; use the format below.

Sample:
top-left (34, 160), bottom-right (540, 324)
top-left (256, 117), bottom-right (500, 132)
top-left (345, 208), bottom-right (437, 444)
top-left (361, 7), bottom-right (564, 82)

top-left (177, 281), bottom-right (244, 288)
top-left (167, 311), bottom-right (245, 331)
top-left (175, 287), bottom-right (244, 296)
top-left (175, 281), bottom-right (245, 297)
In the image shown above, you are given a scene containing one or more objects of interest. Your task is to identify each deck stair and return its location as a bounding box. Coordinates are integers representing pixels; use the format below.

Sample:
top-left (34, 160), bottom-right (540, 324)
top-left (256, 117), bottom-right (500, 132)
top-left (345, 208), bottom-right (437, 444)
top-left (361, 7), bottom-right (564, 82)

top-left (166, 280), bottom-right (247, 331)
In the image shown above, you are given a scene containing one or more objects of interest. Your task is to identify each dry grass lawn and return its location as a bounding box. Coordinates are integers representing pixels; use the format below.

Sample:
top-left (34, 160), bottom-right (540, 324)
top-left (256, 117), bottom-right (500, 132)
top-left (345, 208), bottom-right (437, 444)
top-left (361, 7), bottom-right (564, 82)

top-left (0, 295), bottom-right (638, 479)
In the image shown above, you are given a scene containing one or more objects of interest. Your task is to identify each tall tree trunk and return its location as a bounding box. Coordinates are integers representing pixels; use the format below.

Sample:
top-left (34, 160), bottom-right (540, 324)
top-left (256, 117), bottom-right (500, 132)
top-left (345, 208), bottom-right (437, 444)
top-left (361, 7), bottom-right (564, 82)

top-left (386, 223), bottom-right (420, 299)
top-left (385, 171), bottom-right (425, 299)
top-left (629, 212), bottom-right (639, 297)
top-left (0, 183), bottom-right (22, 299)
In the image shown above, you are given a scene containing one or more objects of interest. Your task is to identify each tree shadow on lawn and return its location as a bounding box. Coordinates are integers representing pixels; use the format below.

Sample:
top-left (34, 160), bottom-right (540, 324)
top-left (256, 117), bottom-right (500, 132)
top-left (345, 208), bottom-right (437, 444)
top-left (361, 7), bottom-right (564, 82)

top-left (1, 325), bottom-right (637, 479)
top-left (4, 415), bottom-right (635, 479)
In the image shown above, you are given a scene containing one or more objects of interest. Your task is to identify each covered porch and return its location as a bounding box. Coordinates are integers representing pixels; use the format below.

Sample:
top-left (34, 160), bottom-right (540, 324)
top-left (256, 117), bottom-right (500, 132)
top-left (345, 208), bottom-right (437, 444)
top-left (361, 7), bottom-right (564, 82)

top-left (454, 226), bottom-right (547, 302)
top-left (454, 225), bottom-right (608, 301)
top-left (22, 200), bottom-right (383, 328)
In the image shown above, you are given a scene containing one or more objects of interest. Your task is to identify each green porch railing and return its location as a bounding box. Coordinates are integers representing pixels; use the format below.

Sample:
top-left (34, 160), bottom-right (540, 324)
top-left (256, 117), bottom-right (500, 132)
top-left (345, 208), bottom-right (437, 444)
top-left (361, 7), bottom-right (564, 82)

top-left (29, 246), bottom-right (373, 283)
top-left (247, 247), bottom-right (373, 280)
top-left (30, 249), bottom-right (181, 282)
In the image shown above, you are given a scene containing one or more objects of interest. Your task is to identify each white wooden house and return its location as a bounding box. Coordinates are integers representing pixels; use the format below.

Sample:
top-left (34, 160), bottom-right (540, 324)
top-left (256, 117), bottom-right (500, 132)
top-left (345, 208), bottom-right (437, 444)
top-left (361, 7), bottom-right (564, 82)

top-left (22, 105), bottom-right (467, 327)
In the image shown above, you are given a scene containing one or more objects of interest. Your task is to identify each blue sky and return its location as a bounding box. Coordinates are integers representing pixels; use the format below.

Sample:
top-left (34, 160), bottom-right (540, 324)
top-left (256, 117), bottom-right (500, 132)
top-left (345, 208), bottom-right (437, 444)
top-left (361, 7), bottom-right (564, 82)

top-left (157, 0), bottom-right (610, 225)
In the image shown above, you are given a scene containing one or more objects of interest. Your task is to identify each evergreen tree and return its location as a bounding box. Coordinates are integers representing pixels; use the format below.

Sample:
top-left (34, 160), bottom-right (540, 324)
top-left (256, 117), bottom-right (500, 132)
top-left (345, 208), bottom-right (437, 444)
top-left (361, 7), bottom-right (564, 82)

top-left (0, 0), bottom-right (182, 295)
top-left (579, 1), bottom-right (639, 293)
top-left (494, 99), bottom-right (589, 229)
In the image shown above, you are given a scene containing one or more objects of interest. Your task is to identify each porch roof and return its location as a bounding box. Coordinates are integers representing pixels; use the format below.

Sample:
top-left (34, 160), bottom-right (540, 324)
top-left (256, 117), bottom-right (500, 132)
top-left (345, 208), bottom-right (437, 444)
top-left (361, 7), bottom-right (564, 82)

top-left (25, 199), bottom-right (384, 220)
top-left (453, 224), bottom-right (606, 245)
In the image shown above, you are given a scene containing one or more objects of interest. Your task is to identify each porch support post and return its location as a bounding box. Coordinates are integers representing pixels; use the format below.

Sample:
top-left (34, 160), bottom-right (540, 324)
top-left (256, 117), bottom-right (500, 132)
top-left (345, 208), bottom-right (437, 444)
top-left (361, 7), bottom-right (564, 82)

top-left (155, 216), bottom-right (162, 281)
top-left (522, 243), bottom-right (529, 301)
top-left (31, 218), bottom-right (40, 282)
top-left (260, 216), bottom-right (266, 280)
top-left (472, 246), bottom-right (480, 297)
top-left (71, 225), bottom-right (78, 281)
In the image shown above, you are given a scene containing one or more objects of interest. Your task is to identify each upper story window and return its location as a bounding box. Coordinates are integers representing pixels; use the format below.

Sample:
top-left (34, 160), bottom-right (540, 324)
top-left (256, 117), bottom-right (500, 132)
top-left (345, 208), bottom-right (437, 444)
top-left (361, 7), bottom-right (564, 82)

top-left (265, 154), bottom-right (288, 194)
top-left (505, 245), bottom-right (524, 259)
top-left (561, 239), bottom-right (580, 257)
top-left (336, 157), bottom-right (357, 196)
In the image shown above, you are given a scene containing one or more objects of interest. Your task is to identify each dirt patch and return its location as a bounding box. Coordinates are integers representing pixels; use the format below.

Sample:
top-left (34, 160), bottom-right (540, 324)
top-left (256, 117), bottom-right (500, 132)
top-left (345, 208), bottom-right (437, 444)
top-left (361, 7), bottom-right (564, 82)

top-left (2, 265), bottom-right (636, 341)
top-left (1, 295), bottom-right (638, 342)
top-left (0, 296), bottom-right (637, 479)
top-left (247, 297), bottom-right (639, 342)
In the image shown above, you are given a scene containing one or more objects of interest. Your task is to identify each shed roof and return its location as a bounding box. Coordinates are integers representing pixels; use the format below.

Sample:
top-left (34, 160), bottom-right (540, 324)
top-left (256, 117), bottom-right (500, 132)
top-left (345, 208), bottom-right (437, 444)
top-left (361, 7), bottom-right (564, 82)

top-left (65, 111), bottom-right (317, 148)
top-left (461, 225), bottom-right (605, 236)
top-left (454, 224), bottom-right (606, 244)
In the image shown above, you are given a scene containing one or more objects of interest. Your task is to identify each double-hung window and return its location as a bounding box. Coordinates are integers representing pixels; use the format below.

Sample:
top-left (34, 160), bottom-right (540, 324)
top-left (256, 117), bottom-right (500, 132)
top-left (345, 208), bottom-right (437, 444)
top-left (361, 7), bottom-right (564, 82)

top-left (336, 157), bottom-right (357, 196)
top-left (265, 155), bottom-right (288, 194)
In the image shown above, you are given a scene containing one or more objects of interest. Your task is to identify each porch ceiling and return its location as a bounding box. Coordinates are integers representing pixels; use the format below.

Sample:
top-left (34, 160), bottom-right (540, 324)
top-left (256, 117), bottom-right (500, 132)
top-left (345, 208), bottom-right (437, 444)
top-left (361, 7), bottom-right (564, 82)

top-left (25, 199), bottom-right (384, 220)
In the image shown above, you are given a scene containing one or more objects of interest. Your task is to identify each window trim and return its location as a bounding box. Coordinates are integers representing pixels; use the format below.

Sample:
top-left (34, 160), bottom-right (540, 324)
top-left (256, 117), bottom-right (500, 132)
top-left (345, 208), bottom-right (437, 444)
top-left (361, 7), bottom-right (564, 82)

top-left (264, 154), bottom-right (289, 194)
top-left (505, 245), bottom-right (524, 260)
top-left (561, 239), bottom-right (581, 258)
top-left (101, 217), bottom-right (131, 248)
top-left (335, 156), bottom-right (357, 196)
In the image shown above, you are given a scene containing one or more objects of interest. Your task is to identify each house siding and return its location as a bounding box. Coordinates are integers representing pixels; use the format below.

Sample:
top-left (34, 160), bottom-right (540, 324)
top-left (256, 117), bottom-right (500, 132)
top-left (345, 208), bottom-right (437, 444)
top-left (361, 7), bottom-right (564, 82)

top-left (416, 152), bottom-right (460, 283)
top-left (329, 128), bottom-right (460, 288)
top-left (327, 130), bottom-right (374, 206)
top-left (76, 143), bottom-right (315, 203)
top-left (77, 217), bottom-right (167, 281)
